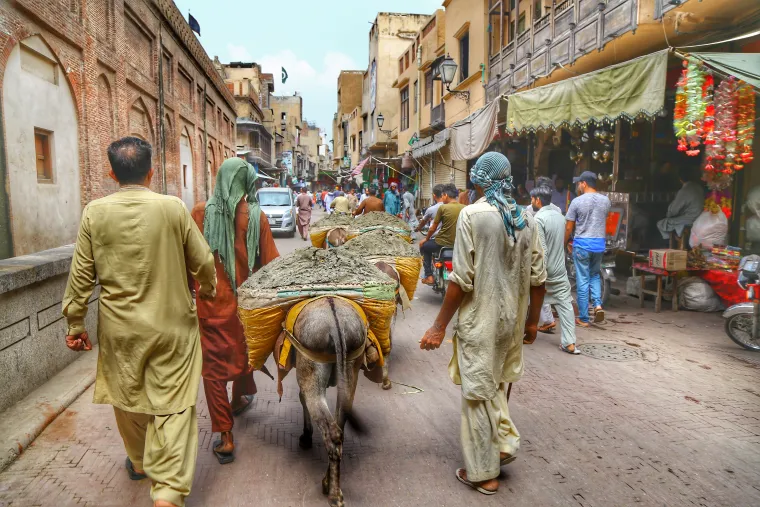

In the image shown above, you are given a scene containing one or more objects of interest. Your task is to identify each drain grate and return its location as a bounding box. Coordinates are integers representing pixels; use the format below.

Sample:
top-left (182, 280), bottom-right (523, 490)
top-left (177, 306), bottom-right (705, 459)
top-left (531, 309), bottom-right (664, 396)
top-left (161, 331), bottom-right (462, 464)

top-left (578, 343), bottom-right (641, 362)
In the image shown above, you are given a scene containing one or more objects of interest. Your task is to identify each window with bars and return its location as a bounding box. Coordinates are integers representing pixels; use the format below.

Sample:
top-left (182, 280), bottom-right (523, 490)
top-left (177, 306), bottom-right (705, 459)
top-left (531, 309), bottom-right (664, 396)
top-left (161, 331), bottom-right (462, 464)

top-left (400, 86), bottom-right (409, 131)
top-left (414, 80), bottom-right (418, 113)
top-left (425, 71), bottom-right (433, 105)
top-left (459, 32), bottom-right (470, 82)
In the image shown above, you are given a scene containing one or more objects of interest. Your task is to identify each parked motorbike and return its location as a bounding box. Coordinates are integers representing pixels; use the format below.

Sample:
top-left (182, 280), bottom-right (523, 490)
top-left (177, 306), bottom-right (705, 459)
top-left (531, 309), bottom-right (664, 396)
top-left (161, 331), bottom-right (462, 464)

top-left (565, 249), bottom-right (617, 306)
top-left (723, 255), bottom-right (760, 351)
top-left (432, 248), bottom-right (454, 300)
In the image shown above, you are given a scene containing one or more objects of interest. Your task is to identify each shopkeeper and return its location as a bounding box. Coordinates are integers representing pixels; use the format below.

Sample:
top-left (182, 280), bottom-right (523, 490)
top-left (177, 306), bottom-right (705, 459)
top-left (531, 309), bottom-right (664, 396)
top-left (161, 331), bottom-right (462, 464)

top-left (656, 166), bottom-right (705, 242)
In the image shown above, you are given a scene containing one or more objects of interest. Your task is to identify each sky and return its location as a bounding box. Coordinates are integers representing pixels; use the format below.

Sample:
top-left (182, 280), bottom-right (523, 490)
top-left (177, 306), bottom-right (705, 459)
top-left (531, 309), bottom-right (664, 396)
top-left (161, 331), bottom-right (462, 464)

top-left (174, 0), bottom-right (443, 144)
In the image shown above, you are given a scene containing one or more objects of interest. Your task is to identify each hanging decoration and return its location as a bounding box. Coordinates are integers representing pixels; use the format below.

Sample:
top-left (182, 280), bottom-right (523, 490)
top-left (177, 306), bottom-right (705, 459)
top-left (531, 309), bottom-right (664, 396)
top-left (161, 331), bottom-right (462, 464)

top-left (674, 58), bottom-right (711, 156)
top-left (736, 82), bottom-right (755, 168)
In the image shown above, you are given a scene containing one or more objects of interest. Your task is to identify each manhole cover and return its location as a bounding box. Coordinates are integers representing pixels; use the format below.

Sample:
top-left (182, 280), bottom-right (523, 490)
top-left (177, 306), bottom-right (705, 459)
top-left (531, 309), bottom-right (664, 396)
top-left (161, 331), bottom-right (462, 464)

top-left (578, 343), bottom-right (641, 361)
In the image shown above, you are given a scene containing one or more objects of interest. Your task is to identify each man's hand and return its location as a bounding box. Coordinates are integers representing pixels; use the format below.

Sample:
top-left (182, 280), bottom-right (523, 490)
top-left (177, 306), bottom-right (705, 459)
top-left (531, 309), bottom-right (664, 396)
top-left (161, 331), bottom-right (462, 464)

top-left (566, 242), bottom-right (573, 254)
top-left (420, 324), bottom-right (445, 351)
top-left (419, 241), bottom-right (425, 252)
top-left (523, 323), bottom-right (538, 345)
top-left (199, 288), bottom-right (217, 301)
top-left (66, 332), bottom-right (92, 352)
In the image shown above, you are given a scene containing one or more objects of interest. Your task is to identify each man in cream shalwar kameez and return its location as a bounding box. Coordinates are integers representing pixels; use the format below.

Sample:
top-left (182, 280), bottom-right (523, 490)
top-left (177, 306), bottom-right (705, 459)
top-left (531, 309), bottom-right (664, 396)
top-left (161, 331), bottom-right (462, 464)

top-left (62, 137), bottom-right (217, 507)
top-left (421, 152), bottom-right (546, 495)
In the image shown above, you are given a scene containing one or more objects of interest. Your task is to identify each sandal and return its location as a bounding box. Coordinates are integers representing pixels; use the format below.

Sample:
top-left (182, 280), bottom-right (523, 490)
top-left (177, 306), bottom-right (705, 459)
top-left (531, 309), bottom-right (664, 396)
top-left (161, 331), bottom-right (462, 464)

top-left (125, 457), bottom-right (147, 480)
top-left (455, 468), bottom-right (497, 495)
top-left (232, 395), bottom-right (254, 416)
top-left (500, 454), bottom-right (517, 466)
top-left (213, 440), bottom-right (235, 465)
top-left (538, 323), bottom-right (556, 334)
top-left (560, 344), bottom-right (581, 355)
top-left (594, 307), bottom-right (605, 323)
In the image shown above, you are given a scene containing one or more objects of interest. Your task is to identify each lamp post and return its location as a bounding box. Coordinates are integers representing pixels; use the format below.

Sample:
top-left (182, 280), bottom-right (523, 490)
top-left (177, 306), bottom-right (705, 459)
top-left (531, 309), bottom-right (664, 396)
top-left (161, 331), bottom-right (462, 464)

top-left (376, 113), bottom-right (396, 177)
top-left (439, 54), bottom-right (470, 105)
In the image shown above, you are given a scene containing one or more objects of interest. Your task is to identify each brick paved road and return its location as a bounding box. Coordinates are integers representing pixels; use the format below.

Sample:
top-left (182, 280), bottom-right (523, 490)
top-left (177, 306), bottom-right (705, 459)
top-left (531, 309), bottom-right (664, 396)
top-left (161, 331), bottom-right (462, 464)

top-left (2, 227), bottom-right (760, 507)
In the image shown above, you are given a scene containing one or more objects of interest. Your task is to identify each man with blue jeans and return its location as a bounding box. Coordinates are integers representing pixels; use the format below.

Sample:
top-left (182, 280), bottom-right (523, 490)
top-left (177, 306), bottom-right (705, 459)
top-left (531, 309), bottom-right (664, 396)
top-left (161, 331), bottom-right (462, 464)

top-left (565, 171), bottom-right (610, 327)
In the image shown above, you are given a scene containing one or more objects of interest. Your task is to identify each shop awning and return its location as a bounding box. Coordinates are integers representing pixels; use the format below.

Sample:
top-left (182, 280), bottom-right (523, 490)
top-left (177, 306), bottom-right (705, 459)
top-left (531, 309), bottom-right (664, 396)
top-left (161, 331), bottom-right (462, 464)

top-left (506, 49), bottom-right (669, 134)
top-left (690, 52), bottom-right (760, 90)
top-left (411, 129), bottom-right (450, 158)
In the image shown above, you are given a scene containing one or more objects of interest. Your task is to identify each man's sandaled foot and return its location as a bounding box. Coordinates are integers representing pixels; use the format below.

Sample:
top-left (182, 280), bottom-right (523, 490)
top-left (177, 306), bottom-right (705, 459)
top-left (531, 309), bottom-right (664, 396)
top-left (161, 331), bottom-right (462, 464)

top-left (560, 344), bottom-right (581, 355)
top-left (500, 452), bottom-right (517, 466)
top-left (213, 432), bottom-right (235, 464)
top-left (538, 323), bottom-right (556, 334)
top-left (421, 276), bottom-right (434, 286)
top-left (575, 318), bottom-right (590, 328)
top-left (232, 394), bottom-right (254, 416)
top-left (594, 307), bottom-right (605, 323)
top-left (125, 457), bottom-right (147, 480)
top-left (455, 468), bottom-right (498, 495)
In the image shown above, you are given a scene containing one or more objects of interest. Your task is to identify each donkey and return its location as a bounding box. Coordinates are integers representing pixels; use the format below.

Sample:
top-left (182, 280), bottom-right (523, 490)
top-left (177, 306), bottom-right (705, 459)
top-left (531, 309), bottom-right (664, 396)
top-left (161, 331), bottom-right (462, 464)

top-left (294, 297), bottom-right (367, 507)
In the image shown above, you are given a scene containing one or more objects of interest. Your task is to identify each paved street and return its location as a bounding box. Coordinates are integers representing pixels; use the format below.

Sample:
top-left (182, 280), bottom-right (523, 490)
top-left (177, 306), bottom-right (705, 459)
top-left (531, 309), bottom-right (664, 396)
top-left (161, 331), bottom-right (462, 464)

top-left (2, 217), bottom-right (760, 507)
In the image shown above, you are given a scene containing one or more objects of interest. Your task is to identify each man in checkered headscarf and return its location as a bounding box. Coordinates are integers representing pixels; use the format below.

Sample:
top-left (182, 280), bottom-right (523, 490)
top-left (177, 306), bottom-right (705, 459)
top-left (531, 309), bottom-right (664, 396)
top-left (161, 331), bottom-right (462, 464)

top-left (419, 151), bottom-right (547, 495)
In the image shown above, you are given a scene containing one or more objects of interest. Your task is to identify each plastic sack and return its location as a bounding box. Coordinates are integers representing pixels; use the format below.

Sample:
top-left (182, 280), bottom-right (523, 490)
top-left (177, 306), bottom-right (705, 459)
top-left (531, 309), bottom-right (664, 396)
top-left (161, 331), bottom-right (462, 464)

top-left (690, 210), bottom-right (728, 249)
top-left (678, 276), bottom-right (724, 312)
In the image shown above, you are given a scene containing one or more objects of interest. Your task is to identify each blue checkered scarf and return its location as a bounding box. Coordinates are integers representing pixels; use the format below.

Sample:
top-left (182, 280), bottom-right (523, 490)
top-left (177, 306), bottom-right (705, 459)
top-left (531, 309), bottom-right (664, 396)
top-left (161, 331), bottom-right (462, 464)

top-left (470, 152), bottom-right (527, 241)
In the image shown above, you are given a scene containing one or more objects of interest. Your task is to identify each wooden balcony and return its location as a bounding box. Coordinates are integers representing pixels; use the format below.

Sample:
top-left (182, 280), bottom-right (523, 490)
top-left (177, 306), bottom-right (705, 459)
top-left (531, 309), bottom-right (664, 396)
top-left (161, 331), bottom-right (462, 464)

top-left (491, 0), bottom-right (638, 98)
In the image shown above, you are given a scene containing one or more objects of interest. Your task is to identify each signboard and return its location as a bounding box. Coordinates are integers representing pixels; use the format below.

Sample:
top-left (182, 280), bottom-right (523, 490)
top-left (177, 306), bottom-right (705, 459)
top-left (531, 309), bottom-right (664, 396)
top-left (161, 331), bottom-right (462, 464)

top-left (369, 59), bottom-right (377, 114)
top-left (281, 151), bottom-right (293, 175)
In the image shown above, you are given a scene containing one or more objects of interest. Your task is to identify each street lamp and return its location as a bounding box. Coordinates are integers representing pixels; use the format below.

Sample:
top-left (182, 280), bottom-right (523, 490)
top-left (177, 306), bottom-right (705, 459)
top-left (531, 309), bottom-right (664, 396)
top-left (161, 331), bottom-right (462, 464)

top-left (376, 112), bottom-right (396, 169)
top-left (376, 113), bottom-right (384, 129)
top-left (439, 54), bottom-right (470, 105)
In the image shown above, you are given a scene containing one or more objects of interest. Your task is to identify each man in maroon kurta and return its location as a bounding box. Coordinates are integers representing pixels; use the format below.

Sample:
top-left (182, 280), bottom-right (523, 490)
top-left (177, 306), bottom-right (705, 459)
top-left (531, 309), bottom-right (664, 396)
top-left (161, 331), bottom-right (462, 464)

top-left (192, 160), bottom-right (279, 463)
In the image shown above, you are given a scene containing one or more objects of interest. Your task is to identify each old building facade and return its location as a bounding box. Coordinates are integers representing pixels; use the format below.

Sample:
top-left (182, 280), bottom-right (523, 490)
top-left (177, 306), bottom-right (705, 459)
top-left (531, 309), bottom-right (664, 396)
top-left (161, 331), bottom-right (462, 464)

top-left (0, 0), bottom-right (236, 259)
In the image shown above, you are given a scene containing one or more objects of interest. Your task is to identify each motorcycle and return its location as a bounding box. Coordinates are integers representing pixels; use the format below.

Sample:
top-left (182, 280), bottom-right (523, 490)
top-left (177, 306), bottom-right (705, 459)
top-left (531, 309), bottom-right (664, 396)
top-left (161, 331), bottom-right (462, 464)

top-left (432, 247), bottom-right (454, 300)
top-left (565, 249), bottom-right (617, 307)
top-left (723, 255), bottom-right (760, 351)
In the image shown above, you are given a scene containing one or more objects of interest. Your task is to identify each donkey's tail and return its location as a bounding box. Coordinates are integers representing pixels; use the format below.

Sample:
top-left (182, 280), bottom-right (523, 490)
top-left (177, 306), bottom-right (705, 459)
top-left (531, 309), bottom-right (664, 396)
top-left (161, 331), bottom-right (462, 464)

top-left (327, 297), bottom-right (367, 435)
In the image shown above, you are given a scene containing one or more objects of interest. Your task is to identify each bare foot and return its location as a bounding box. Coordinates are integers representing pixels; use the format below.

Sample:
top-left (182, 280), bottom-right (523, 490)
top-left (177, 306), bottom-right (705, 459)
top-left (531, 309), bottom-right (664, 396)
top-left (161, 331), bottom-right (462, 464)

top-left (421, 276), bottom-right (434, 286)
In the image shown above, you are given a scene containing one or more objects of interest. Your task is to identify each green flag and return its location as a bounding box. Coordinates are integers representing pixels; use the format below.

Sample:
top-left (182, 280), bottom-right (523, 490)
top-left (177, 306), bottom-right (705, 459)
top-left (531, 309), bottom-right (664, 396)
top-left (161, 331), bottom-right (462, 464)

top-left (282, 67), bottom-right (289, 84)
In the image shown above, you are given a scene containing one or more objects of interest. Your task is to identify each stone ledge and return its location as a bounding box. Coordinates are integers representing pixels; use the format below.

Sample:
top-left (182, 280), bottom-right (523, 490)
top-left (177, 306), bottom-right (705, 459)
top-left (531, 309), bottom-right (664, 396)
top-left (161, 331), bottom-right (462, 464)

top-left (0, 245), bottom-right (75, 295)
top-left (0, 345), bottom-right (97, 472)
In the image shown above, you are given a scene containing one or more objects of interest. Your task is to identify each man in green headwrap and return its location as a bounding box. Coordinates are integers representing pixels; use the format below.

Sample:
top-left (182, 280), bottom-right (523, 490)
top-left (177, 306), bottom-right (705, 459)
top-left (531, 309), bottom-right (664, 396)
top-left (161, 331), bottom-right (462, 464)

top-left (419, 152), bottom-right (546, 495)
top-left (191, 158), bottom-right (279, 464)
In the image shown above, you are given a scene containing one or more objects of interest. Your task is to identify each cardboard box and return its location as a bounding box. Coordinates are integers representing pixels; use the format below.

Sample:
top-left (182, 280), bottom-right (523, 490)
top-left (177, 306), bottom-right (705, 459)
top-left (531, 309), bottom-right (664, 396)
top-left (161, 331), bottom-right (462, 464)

top-left (649, 249), bottom-right (687, 271)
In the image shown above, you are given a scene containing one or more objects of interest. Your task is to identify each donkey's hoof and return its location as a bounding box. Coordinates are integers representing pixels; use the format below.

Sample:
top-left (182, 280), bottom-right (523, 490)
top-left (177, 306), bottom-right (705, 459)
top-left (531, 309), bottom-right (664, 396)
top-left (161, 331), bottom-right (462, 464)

top-left (382, 379), bottom-right (392, 390)
top-left (299, 434), bottom-right (313, 449)
top-left (329, 490), bottom-right (344, 507)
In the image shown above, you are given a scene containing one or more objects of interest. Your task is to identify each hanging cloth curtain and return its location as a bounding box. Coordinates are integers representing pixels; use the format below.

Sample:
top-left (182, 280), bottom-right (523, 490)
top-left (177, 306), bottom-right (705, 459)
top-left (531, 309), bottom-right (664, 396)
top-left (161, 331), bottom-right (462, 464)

top-left (450, 98), bottom-right (500, 161)
top-left (506, 49), bottom-right (669, 134)
top-left (690, 53), bottom-right (760, 90)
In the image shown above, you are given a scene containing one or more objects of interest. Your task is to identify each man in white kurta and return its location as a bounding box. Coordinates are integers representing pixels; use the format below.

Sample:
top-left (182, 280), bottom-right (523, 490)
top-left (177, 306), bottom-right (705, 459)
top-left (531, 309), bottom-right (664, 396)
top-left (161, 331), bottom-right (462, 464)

top-left (421, 152), bottom-right (546, 495)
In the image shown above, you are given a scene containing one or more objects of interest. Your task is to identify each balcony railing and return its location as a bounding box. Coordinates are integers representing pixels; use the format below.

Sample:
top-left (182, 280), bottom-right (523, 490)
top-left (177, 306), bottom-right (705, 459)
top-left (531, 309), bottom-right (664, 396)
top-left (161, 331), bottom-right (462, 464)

top-left (431, 103), bottom-right (445, 130)
top-left (490, 0), bottom-right (638, 98)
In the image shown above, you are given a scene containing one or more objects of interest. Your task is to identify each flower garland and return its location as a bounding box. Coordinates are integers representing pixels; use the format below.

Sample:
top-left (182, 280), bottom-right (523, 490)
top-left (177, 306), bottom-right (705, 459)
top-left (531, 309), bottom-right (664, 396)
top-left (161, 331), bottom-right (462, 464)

top-left (674, 58), bottom-right (710, 156)
top-left (736, 82), bottom-right (755, 169)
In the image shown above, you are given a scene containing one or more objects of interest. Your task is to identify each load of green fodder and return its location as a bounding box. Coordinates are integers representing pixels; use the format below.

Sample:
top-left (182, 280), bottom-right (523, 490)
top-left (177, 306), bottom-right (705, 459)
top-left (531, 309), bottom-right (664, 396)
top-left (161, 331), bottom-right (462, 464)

top-left (340, 229), bottom-right (423, 302)
top-left (351, 211), bottom-right (412, 243)
top-left (238, 247), bottom-right (397, 370)
top-left (342, 229), bottom-right (419, 257)
top-left (309, 213), bottom-right (355, 247)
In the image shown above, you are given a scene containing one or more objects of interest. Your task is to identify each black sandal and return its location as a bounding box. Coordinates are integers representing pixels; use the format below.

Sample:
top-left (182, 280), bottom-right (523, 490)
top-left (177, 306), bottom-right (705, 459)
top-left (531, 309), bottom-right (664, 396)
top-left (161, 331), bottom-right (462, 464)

top-left (232, 395), bottom-right (254, 416)
top-left (125, 457), bottom-right (147, 480)
top-left (213, 440), bottom-right (235, 465)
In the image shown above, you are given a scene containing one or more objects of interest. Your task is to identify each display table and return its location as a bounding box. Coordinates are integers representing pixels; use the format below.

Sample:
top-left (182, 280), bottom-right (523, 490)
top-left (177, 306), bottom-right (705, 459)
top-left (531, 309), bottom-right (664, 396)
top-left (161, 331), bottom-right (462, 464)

top-left (632, 263), bottom-right (680, 313)
top-left (696, 269), bottom-right (745, 307)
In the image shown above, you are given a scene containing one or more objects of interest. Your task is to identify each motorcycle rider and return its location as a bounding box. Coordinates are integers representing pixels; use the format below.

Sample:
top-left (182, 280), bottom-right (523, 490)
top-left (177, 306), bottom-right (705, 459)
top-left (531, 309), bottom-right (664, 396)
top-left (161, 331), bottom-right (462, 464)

top-left (420, 185), bottom-right (464, 286)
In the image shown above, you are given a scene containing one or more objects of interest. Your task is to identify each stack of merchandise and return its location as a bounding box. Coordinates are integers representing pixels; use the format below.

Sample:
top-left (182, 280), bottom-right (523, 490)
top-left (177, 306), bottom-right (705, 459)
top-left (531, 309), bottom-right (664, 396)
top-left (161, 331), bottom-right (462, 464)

top-left (237, 248), bottom-right (398, 372)
top-left (340, 229), bottom-right (423, 305)
top-left (309, 213), bottom-right (354, 248)
top-left (706, 245), bottom-right (742, 271)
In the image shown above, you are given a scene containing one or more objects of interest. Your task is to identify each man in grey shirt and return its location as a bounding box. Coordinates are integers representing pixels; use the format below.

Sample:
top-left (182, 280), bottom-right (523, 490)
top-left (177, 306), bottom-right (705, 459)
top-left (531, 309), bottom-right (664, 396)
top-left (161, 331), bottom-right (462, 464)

top-left (528, 181), bottom-right (579, 354)
top-left (565, 171), bottom-right (611, 326)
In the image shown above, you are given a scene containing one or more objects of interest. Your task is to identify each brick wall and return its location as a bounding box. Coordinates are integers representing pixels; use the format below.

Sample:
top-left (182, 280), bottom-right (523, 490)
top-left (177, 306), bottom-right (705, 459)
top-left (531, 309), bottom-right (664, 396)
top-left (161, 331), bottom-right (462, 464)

top-left (0, 0), bottom-right (237, 256)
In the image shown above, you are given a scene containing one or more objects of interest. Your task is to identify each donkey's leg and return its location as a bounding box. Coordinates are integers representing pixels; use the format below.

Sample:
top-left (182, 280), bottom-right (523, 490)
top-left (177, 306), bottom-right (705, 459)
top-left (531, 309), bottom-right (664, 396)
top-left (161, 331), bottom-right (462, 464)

top-left (296, 359), bottom-right (343, 505)
top-left (381, 354), bottom-right (392, 390)
top-left (298, 389), bottom-right (313, 449)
